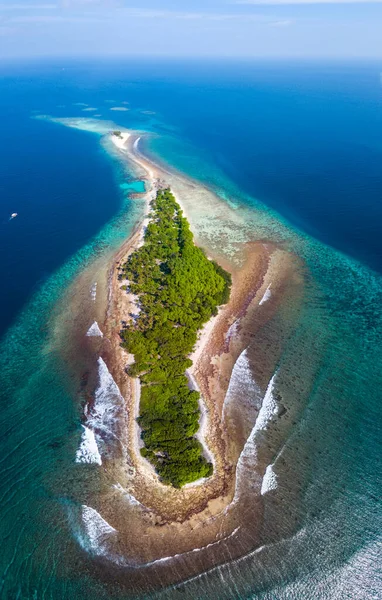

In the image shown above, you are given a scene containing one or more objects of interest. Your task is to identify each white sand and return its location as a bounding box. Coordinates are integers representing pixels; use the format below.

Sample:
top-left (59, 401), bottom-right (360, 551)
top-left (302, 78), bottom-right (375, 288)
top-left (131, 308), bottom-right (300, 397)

top-left (132, 137), bottom-right (156, 180)
top-left (110, 134), bottom-right (218, 487)
top-left (110, 131), bottom-right (130, 151)
top-left (188, 311), bottom-right (220, 368)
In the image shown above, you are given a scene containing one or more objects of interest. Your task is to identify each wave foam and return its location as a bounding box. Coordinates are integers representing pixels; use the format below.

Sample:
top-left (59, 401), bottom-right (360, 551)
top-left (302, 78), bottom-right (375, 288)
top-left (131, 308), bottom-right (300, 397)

top-left (76, 505), bottom-right (127, 564)
top-left (233, 373), bottom-right (278, 502)
top-left (141, 525), bottom-right (241, 568)
top-left (261, 463), bottom-right (278, 495)
top-left (86, 321), bottom-right (103, 337)
top-left (259, 283), bottom-right (272, 306)
top-left (224, 318), bottom-right (240, 348)
top-left (75, 425), bottom-right (102, 465)
top-left (90, 282), bottom-right (97, 302)
top-left (87, 358), bottom-right (125, 438)
top-left (72, 503), bottom-right (240, 569)
top-left (75, 357), bottom-right (127, 464)
top-left (252, 374), bottom-right (278, 432)
top-left (223, 348), bottom-right (264, 428)
top-left (113, 483), bottom-right (143, 507)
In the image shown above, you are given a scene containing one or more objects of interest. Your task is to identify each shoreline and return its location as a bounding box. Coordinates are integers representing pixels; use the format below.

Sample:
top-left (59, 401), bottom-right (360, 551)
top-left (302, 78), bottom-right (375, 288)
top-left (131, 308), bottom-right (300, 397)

top-left (46, 119), bottom-right (306, 579)
top-left (102, 129), bottom-right (298, 522)
top-left (107, 131), bottom-right (220, 492)
top-left (110, 128), bottom-right (222, 486)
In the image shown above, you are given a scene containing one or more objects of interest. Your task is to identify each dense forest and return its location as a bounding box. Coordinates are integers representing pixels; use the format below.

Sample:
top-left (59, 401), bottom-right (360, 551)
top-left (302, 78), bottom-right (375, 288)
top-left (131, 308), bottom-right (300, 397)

top-left (119, 189), bottom-right (231, 487)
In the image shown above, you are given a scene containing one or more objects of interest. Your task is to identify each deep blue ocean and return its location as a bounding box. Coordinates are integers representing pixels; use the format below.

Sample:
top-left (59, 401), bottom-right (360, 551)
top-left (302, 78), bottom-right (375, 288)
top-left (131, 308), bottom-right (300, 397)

top-left (1, 60), bottom-right (382, 336)
top-left (0, 60), bottom-right (381, 599)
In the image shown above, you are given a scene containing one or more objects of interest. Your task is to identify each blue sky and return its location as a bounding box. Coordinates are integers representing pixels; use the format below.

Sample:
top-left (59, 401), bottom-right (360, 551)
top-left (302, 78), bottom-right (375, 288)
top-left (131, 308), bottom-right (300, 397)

top-left (0, 0), bottom-right (382, 59)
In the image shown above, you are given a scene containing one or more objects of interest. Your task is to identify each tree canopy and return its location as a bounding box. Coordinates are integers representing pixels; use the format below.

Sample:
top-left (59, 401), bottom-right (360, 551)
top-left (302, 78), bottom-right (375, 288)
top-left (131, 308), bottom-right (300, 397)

top-left (119, 189), bottom-right (231, 487)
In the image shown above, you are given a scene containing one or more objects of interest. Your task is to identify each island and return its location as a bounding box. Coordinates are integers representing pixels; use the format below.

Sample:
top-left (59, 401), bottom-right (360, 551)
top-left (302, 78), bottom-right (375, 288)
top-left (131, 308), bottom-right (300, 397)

top-left (58, 121), bottom-right (302, 580)
top-left (119, 188), bottom-right (231, 487)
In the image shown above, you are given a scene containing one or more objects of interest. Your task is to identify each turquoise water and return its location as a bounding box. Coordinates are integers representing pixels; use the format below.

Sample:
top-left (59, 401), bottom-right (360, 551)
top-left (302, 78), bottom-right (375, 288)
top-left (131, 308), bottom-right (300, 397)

top-left (120, 181), bottom-right (146, 193)
top-left (0, 61), bottom-right (381, 598)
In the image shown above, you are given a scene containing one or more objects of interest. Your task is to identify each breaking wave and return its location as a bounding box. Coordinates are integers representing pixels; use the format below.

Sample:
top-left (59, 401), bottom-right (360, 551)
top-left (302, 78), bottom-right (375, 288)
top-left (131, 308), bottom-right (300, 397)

top-left (87, 357), bottom-right (125, 443)
top-left (75, 357), bottom-right (127, 463)
top-left (142, 526), bottom-right (241, 568)
top-left (71, 505), bottom-right (129, 566)
top-left (223, 348), bottom-right (264, 430)
top-left (113, 483), bottom-right (143, 507)
top-left (261, 463), bottom-right (278, 495)
top-left (75, 425), bottom-right (102, 465)
top-left (90, 282), bottom-right (97, 302)
top-left (259, 283), bottom-right (272, 306)
top-left (86, 321), bottom-right (103, 337)
top-left (233, 373), bottom-right (278, 502)
top-left (224, 318), bottom-right (240, 349)
top-left (72, 501), bottom-right (241, 569)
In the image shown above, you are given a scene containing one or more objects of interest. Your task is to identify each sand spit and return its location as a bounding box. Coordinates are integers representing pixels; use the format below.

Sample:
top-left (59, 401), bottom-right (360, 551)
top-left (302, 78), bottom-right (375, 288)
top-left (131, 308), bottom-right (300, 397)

top-left (110, 131), bottom-right (130, 151)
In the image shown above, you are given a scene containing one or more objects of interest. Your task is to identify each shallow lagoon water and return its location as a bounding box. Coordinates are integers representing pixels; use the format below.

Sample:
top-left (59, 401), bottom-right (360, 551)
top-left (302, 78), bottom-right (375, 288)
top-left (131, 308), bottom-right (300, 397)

top-left (0, 60), bottom-right (381, 599)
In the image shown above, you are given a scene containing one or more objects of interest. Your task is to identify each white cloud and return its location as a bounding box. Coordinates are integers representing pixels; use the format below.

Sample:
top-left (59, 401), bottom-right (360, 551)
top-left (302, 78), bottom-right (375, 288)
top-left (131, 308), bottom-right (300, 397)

top-left (0, 3), bottom-right (57, 9)
top-left (121, 9), bottom-right (203, 19)
top-left (10, 14), bottom-right (101, 22)
top-left (235, 0), bottom-right (382, 4)
top-left (117, 8), bottom-right (276, 22)
top-left (59, 0), bottom-right (119, 6)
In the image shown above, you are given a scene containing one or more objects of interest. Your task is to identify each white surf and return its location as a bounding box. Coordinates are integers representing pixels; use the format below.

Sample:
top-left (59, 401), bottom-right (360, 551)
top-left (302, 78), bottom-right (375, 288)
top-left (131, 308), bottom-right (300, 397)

top-left (86, 321), bottom-right (103, 337)
top-left (233, 373), bottom-right (279, 503)
top-left (261, 463), bottom-right (278, 495)
top-left (223, 348), bottom-right (264, 433)
top-left (75, 425), bottom-right (102, 465)
top-left (259, 283), bottom-right (272, 306)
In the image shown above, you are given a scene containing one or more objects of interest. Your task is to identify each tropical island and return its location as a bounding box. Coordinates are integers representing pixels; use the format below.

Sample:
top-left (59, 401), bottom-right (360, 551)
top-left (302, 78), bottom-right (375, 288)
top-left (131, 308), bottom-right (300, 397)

top-left (119, 188), bottom-right (231, 487)
top-left (35, 118), bottom-right (303, 582)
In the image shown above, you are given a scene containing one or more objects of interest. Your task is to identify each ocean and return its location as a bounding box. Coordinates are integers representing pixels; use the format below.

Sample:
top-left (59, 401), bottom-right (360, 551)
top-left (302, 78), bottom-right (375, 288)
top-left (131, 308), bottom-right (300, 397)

top-left (0, 59), bottom-right (381, 599)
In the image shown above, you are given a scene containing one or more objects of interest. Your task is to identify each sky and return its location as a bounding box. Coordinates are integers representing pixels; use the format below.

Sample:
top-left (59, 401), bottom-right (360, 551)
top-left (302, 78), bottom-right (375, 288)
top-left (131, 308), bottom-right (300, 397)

top-left (0, 0), bottom-right (382, 59)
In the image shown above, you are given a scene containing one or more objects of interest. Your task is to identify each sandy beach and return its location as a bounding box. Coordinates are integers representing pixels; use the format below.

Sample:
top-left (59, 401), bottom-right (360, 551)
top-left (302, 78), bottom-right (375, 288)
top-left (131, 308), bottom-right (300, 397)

top-left (110, 130), bottom-right (131, 151)
top-left (101, 129), bottom-right (302, 525)
top-left (44, 122), bottom-right (306, 582)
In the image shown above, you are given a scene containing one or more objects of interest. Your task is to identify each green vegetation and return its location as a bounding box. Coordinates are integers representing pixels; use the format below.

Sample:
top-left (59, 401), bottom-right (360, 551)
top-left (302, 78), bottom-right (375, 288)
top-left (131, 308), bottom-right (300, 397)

top-left (119, 189), bottom-right (231, 487)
